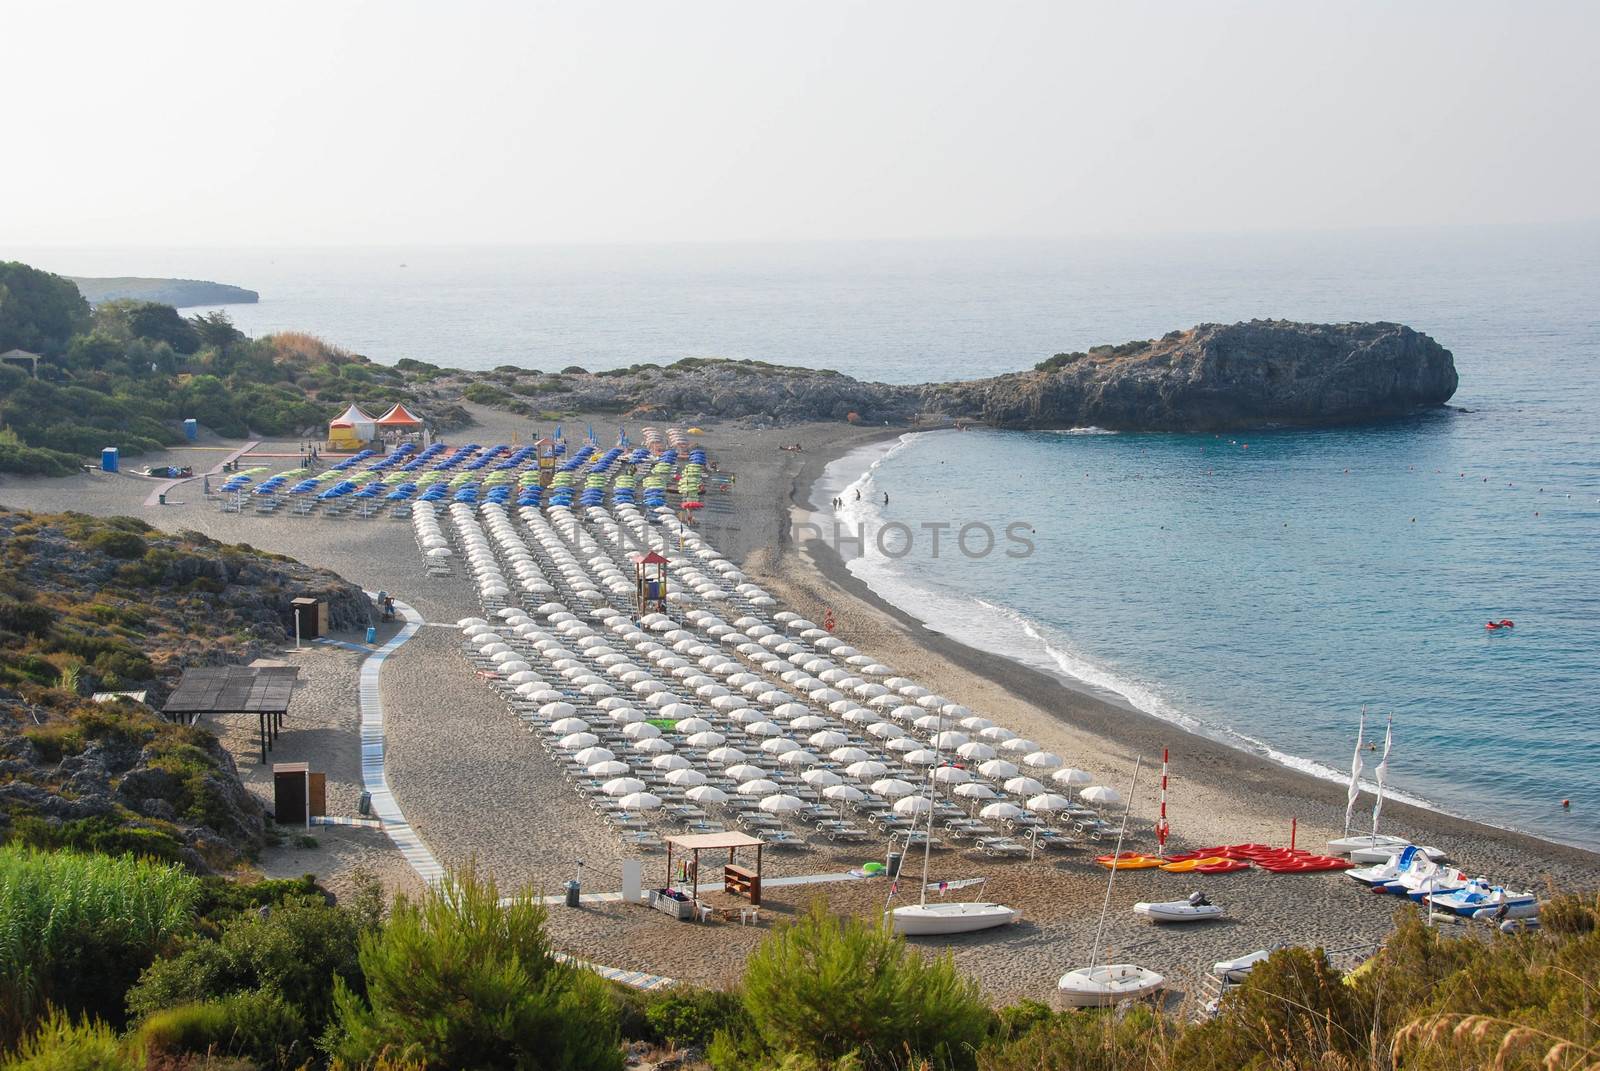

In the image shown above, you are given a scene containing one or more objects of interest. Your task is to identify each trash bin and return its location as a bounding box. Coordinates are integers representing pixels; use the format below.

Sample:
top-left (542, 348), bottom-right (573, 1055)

top-left (358, 791), bottom-right (372, 817)
top-left (365, 626), bottom-right (377, 644)
top-left (564, 879), bottom-right (580, 907)
top-left (886, 851), bottom-right (903, 878)
top-left (157, 493), bottom-right (167, 506)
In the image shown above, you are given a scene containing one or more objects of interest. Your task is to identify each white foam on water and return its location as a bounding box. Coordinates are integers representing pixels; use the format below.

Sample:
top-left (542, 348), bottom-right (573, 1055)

top-left (812, 439), bottom-right (1437, 812)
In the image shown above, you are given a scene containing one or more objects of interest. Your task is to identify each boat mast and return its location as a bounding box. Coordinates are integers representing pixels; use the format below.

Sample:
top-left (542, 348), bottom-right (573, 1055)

top-left (1088, 755), bottom-right (1142, 972)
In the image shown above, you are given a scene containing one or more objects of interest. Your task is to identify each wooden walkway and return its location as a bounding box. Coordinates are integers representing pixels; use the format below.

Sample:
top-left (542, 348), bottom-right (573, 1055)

top-left (143, 440), bottom-right (261, 507)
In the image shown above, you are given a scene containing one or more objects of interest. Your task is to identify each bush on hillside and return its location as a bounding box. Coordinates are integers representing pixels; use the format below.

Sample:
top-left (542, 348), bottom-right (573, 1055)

top-left (328, 864), bottom-right (622, 1071)
top-left (0, 442), bottom-right (80, 477)
top-left (0, 1008), bottom-right (140, 1071)
top-left (729, 900), bottom-right (990, 1071)
top-left (135, 990), bottom-right (306, 1070)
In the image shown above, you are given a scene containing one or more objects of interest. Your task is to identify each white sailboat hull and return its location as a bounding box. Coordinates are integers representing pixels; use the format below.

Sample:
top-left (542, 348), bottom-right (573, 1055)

top-left (1058, 964), bottom-right (1165, 1007)
top-left (1328, 833), bottom-right (1410, 856)
top-left (888, 902), bottom-right (1019, 935)
top-left (1348, 843), bottom-right (1446, 864)
top-left (1212, 949), bottom-right (1271, 984)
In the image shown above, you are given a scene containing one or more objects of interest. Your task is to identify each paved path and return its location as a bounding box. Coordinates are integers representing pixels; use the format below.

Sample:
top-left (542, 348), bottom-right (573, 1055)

top-left (143, 440), bottom-right (261, 507)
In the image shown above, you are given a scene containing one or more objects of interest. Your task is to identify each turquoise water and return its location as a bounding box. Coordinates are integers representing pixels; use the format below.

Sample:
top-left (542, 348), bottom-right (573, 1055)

top-left (819, 414), bottom-right (1598, 848)
top-left (20, 227), bottom-right (1600, 845)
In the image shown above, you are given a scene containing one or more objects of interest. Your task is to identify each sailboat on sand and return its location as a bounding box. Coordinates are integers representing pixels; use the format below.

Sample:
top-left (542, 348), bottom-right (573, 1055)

top-left (885, 742), bottom-right (1019, 937)
top-left (1328, 714), bottom-right (1413, 857)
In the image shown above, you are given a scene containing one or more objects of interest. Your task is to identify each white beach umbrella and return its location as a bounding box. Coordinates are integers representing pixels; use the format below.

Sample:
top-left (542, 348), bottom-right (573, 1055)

top-left (890, 705), bottom-right (923, 722)
top-left (603, 777), bottom-right (646, 796)
top-left (979, 726), bottom-right (1018, 743)
top-left (789, 714), bottom-right (828, 732)
top-left (622, 722), bottom-right (661, 740)
top-left (893, 796), bottom-right (932, 816)
top-left (957, 742), bottom-right (997, 762)
top-left (980, 801), bottom-right (1024, 821)
top-left (1026, 792), bottom-right (1072, 813)
top-left (539, 702), bottom-right (576, 719)
top-left (1024, 751), bottom-right (1064, 771)
top-left (686, 785), bottom-right (728, 804)
top-left (1080, 785), bottom-right (1122, 807)
top-left (706, 747), bottom-right (747, 765)
top-left (1052, 768), bottom-right (1095, 789)
top-left (759, 793), bottom-right (805, 814)
top-left (999, 737), bottom-right (1038, 754)
top-left (631, 737), bottom-right (673, 753)
top-left (674, 716), bottom-right (713, 734)
top-left (823, 784), bottom-right (866, 803)
top-left (1003, 776), bottom-right (1046, 796)
top-left (902, 748), bottom-right (940, 766)
top-left (846, 760), bottom-right (888, 780)
top-left (931, 730), bottom-right (969, 750)
top-left (831, 746), bottom-right (870, 763)
top-left (558, 732), bottom-right (598, 750)
top-left (932, 765), bottom-right (973, 785)
top-left (618, 791), bottom-right (662, 811)
top-left (506, 671), bottom-right (540, 684)
top-left (808, 730), bottom-right (849, 749)
top-left (725, 763), bottom-right (767, 781)
top-left (777, 750), bottom-right (818, 768)
top-left (760, 738), bottom-right (801, 756)
top-left (664, 767), bottom-right (706, 786)
top-left (915, 694), bottom-right (949, 709)
top-left (572, 746), bottom-right (614, 765)
top-left (866, 722), bottom-right (905, 740)
top-left (746, 721), bottom-right (782, 737)
top-left (652, 753), bottom-right (692, 771)
top-left (550, 716), bottom-right (591, 735)
top-left (581, 682), bottom-right (618, 697)
top-left (609, 708), bottom-right (646, 725)
top-left (686, 730), bottom-right (727, 748)
top-left (587, 760), bottom-right (629, 777)
top-left (871, 778), bottom-right (916, 798)
top-left (954, 783), bottom-right (997, 800)
top-left (802, 768), bottom-right (843, 787)
top-left (738, 778), bottom-right (781, 797)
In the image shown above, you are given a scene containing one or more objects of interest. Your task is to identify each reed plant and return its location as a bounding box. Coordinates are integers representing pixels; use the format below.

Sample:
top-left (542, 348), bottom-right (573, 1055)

top-left (0, 846), bottom-right (200, 1044)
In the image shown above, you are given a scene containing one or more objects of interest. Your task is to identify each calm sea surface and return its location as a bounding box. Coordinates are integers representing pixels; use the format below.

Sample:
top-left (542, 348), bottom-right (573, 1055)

top-left (20, 228), bottom-right (1600, 846)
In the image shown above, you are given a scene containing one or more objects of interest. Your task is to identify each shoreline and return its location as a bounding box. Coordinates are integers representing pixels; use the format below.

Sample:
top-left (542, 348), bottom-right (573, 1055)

top-left (762, 427), bottom-right (1600, 879)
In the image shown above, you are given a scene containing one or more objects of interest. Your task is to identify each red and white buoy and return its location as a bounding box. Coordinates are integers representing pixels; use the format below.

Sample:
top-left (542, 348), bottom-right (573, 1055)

top-left (1156, 747), bottom-right (1171, 849)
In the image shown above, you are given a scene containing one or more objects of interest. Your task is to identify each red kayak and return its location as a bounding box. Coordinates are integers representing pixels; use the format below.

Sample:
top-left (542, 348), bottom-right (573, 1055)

top-left (1485, 619), bottom-right (1515, 630)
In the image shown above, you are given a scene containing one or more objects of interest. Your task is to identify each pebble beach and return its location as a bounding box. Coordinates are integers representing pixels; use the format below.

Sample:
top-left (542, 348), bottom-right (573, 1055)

top-left (3, 404), bottom-right (1596, 1006)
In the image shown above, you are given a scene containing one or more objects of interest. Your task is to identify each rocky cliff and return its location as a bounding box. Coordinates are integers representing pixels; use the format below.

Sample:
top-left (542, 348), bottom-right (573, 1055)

top-left (938, 320), bottom-right (1460, 431)
top-left (433, 320), bottom-right (1457, 432)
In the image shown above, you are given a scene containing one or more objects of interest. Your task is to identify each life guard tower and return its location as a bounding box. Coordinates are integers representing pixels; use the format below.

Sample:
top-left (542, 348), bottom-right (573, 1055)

top-left (632, 550), bottom-right (669, 616)
top-left (534, 436), bottom-right (558, 488)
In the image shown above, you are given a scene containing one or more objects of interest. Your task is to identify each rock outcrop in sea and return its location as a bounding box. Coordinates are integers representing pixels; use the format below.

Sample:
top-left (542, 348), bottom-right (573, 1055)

top-left (438, 319), bottom-right (1458, 432)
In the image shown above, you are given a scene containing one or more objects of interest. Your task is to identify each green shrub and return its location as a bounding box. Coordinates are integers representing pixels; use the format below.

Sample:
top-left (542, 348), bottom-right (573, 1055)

top-left (978, 1004), bottom-right (1170, 1071)
top-left (85, 530), bottom-right (146, 561)
top-left (8, 816), bottom-right (189, 867)
top-left (733, 900), bottom-right (990, 1071)
top-left (1173, 947), bottom-right (1367, 1071)
top-left (0, 443), bottom-right (80, 477)
top-left (129, 884), bottom-right (379, 1046)
top-left (328, 864), bottom-right (622, 1071)
top-left (0, 845), bottom-right (200, 1043)
top-left (644, 986), bottom-right (747, 1048)
top-left (136, 990), bottom-right (305, 1069)
top-left (0, 1008), bottom-right (140, 1071)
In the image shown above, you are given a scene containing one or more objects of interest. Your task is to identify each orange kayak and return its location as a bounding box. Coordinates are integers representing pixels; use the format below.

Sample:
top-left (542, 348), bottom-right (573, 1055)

top-left (1096, 852), bottom-right (1167, 870)
top-left (1159, 856), bottom-right (1230, 872)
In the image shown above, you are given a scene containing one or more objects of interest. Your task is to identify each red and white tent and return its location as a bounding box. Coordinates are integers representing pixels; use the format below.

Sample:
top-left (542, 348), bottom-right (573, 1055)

top-left (376, 402), bottom-right (423, 428)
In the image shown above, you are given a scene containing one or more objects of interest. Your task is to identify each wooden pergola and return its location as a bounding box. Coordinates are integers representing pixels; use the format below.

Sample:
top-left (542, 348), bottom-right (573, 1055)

top-left (162, 665), bottom-right (300, 762)
top-left (664, 831), bottom-right (765, 906)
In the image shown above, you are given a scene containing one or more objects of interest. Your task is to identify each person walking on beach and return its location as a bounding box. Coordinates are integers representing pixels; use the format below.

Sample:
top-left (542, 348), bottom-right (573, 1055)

top-left (855, 489), bottom-right (860, 501)
top-left (883, 491), bottom-right (889, 506)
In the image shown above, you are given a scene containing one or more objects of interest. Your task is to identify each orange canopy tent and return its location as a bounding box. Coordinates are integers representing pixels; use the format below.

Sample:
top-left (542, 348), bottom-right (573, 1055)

top-left (375, 403), bottom-right (423, 428)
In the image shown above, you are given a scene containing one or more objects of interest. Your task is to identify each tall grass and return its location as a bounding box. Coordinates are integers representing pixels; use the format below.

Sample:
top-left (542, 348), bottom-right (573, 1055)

top-left (0, 846), bottom-right (200, 1043)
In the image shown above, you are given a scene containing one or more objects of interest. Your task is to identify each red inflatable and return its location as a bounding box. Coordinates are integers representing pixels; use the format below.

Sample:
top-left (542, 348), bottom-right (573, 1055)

top-left (1485, 619), bottom-right (1515, 630)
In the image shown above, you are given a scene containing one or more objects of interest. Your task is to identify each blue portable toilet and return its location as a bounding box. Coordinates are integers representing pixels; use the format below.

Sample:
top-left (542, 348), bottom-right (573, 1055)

top-left (100, 447), bottom-right (119, 473)
top-left (183, 418), bottom-right (198, 441)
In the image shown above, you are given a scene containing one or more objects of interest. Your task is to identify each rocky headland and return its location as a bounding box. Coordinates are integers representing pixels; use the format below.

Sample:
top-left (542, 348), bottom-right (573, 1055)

top-left (68, 276), bottom-right (260, 308)
top-left (428, 319), bottom-right (1458, 432)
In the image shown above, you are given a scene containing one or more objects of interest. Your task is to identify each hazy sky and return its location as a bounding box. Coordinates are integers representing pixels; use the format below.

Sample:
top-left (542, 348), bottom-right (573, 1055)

top-left (6, 1), bottom-right (1597, 246)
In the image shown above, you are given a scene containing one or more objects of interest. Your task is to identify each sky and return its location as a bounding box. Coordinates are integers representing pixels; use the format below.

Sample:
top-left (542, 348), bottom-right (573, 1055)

top-left (4, 0), bottom-right (1598, 247)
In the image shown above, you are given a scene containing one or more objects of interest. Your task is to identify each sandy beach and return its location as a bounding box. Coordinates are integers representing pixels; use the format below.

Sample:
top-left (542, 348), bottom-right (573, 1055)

top-left (3, 405), bottom-right (1595, 1005)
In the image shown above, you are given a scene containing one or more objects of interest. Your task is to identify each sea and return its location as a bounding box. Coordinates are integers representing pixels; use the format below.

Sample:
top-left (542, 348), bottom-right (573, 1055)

top-left (18, 226), bottom-right (1600, 848)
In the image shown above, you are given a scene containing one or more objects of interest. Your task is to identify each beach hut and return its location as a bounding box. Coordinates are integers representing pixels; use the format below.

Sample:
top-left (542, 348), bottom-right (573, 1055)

top-left (328, 403), bottom-right (377, 449)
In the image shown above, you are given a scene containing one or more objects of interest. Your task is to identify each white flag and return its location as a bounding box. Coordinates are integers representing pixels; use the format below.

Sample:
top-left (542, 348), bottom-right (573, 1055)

top-left (1345, 713), bottom-right (1366, 836)
top-left (1371, 719), bottom-right (1392, 834)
